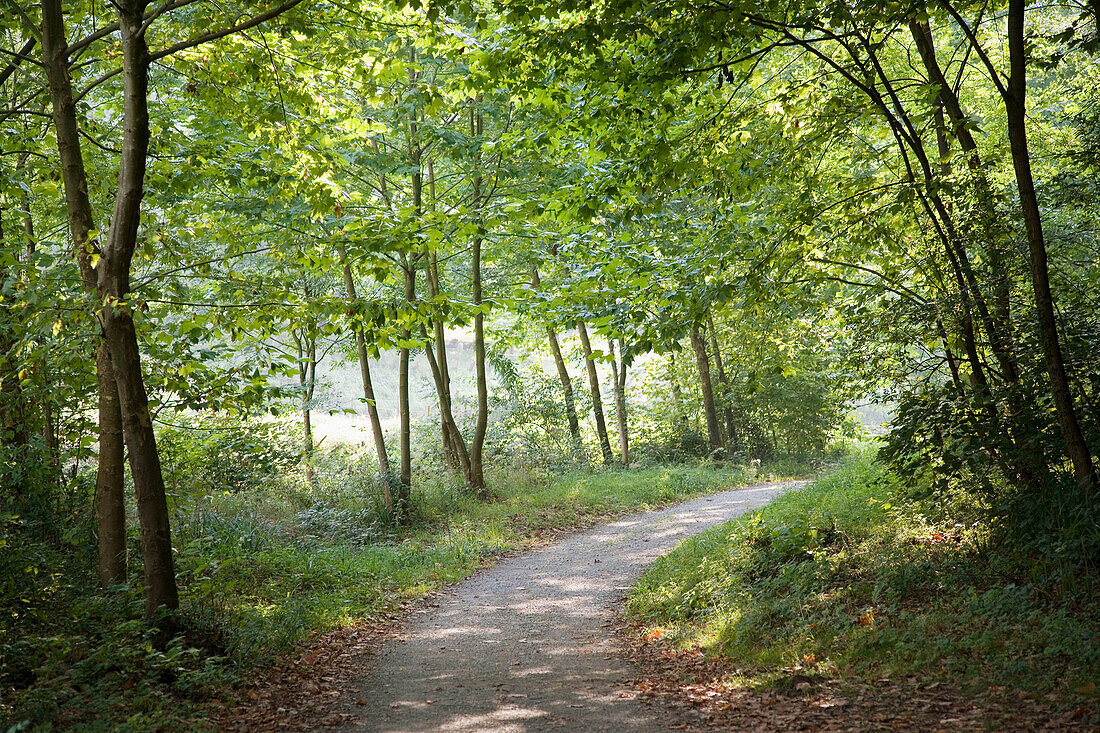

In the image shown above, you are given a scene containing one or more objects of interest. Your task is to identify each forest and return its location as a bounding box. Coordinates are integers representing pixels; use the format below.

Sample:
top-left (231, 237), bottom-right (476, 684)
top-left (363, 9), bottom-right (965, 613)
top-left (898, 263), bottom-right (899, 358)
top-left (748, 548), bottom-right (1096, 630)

top-left (1, 0), bottom-right (1098, 730)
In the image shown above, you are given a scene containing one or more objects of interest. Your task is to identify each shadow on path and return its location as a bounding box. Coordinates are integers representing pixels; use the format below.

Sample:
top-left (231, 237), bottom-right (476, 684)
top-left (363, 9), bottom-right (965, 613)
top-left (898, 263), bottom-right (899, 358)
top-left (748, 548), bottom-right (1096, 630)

top-left (337, 481), bottom-right (803, 733)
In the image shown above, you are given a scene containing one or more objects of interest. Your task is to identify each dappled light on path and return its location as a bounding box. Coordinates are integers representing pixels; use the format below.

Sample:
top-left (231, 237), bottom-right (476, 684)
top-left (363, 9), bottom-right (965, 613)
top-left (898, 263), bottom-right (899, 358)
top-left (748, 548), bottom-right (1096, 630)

top-left (337, 482), bottom-right (800, 732)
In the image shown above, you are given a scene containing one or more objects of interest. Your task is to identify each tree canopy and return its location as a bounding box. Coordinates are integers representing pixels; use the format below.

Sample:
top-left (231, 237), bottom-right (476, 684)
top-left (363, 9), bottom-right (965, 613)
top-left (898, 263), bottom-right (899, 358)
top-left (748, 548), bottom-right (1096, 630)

top-left (1, 0), bottom-right (1097, 690)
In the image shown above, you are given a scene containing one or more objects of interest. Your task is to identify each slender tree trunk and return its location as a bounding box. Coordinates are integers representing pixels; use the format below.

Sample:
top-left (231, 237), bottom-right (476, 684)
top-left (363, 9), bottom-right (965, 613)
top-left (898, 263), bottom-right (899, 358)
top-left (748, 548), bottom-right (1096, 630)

top-left (1005, 0), bottom-right (1096, 490)
top-left (935, 319), bottom-right (966, 398)
top-left (691, 324), bottom-right (723, 456)
top-left (549, 328), bottom-right (585, 456)
top-left (397, 261), bottom-right (415, 512)
top-left (424, 159), bottom-right (461, 470)
top-left (910, 18), bottom-right (1020, 384)
top-left (99, 0), bottom-right (179, 619)
top-left (577, 320), bottom-right (614, 464)
top-left (335, 245), bottom-right (391, 504)
top-left (419, 322), bottom-right (472, 479)
top-left (468, 155), bottom-right (489, 490)
top-left (294, 327), bottom-right (317, 486)
top-left (469, 262), bottom-right (489, 494)
top-left (396, 67), bottom-right (422, 512)
top-left (531, 268), bottom-right (584, 457)
top-left (425, 257), bottom-right (462, 471)
top-left (41, 0), bottom-right (129, 588)
top-left (608, 340), bottom-right (629, 465)
top-left (707, 314), bottom-right (736, 452)
top-left (20, 180), bottom-right (34, 259)
top-left (909, 15), bottom-right (1054, 492)
top-left (669, 349), bottom-right (687, 430)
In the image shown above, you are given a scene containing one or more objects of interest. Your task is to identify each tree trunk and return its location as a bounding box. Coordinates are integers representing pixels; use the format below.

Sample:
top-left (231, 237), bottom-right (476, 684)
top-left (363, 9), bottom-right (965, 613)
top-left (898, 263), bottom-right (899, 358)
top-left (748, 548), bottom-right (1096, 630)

top-left (425, 256), bottom-right (463, 472)
top-left (419, 322), bottom-right (472, 479)
top-left (669, 349), bottom-right (687, 430)
top-left (577, 320), bottom-right (614, 464)
top-left (608, 340), bottom-right (629, 465)
top-left (910, 18), bottom-right (1020, 384)
top-left (99, 0), bottom-right (178, 619)
top-left (294, 327), bottom-right (317, 486)
top-left (396, 68), bottom-right (422, 513)
top-left (707, 314), bottom-right (736, 452)
top-left (424, 160), bottom-right (461, 471)
top-left (41, 0), bottom-right (130, 589)
top-left (1005, 0), bottom-right (1096, 490)
top-left (397, 337), bottom-right (411, 512)
top-left (531, 268), bottom-right (584, 458)
top-left (691, 324), bottom-right (722, 456)
top-left (468, 107), bottom-right (489, 492)
top-left (397, 259), bottom-right (415, 511)
top-left (95, 344), bottom-right (127, 586)
top-left (935, 319), bottom-right (966, 398)
top-left (100, 307), bottom-right (178, 618)
top-left (335, 244), bottom-right (391, 504)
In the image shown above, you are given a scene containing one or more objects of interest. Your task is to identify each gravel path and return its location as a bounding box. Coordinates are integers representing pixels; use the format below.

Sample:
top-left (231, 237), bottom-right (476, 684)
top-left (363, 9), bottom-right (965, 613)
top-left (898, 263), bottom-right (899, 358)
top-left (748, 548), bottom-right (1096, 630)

top-left (336, 480), bottom-right (803, 733)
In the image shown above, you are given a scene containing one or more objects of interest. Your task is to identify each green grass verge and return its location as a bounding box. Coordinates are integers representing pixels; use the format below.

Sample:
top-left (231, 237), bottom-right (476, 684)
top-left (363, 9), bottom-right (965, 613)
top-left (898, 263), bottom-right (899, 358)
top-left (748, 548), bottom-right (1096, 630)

top-left (2, 453), bottom-right (815, 732)
top-left (625, 447), bottom-right (1100, 704)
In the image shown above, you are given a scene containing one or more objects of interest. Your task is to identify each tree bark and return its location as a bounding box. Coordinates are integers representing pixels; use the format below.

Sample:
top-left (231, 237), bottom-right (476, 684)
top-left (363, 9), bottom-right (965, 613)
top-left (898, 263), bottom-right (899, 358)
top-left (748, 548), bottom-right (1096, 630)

top-left (396, 65), bottom-right (421, 512)
top-left (423, 159), bottom-right (462, 470)
top-left (608, 340), bottom-right (629, 465)
top-left (419, 321), bottom-right (472, 480)
top-left (468, 106), bottom-right (489, 492)
top-left (577, 320), bottom-right (614, 464)
top-left (691, 324), bottom-right (722, 456)
top-left (707, 314), bottom-right (736, 452)
top-left (98, 0), bottom-right (179, 619)
top-left (910, 18), bottom-right (1019, 384)
top-left (531, 268), bottom-right (584, 458)
top-left (293, 325), bottom-right (317, 486)
top-left (95, 344), bottom-right (127, 586)
top-left (1005, 0), bottom-right (1096, 490)
top-left (669, 349), bottom-right (687, 430)
top-left (336, 244), bottom-right (391, 504)
top-left (397, 260), bottom-right (414, 512)
top-left (41, 0), bottom-right (130, 589)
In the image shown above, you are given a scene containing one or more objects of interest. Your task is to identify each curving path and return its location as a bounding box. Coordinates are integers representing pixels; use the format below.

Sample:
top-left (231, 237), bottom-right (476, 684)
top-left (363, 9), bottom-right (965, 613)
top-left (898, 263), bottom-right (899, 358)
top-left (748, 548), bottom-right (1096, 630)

top-left (336, 480), bottom-right (803, 733)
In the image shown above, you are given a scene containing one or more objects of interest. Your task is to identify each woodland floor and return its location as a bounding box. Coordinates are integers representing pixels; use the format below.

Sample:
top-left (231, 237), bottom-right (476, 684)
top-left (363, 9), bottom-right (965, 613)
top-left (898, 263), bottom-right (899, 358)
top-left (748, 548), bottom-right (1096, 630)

top-left (209, 482), bottom-right (1095, 732)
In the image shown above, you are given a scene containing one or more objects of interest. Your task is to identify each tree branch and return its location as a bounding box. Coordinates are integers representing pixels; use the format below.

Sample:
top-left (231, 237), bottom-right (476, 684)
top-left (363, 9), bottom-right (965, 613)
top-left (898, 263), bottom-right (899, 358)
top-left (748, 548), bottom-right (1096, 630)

top-left (148, 0), bottom-right (308, 62)
top-left (0, 38), bottom-right (40, 88)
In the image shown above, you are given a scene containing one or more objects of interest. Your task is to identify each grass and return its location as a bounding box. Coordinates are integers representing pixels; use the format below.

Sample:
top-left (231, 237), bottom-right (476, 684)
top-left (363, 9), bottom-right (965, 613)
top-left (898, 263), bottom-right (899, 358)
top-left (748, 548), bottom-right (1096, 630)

top-left (1, 448), bottom-right (816, 732)
top-left (624, 447), bottom-right (1100, 710)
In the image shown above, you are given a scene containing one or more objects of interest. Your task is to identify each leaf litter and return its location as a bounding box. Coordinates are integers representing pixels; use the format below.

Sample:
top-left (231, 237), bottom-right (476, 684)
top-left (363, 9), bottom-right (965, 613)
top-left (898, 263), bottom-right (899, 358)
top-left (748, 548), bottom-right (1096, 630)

top-left (615, 618), bottom-right (1100, 732)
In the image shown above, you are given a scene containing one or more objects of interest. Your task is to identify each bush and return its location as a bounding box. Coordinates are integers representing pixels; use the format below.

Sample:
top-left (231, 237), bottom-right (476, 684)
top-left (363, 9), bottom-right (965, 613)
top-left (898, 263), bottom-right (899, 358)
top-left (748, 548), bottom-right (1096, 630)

top-left (158, 411), bottom-right (300, 496)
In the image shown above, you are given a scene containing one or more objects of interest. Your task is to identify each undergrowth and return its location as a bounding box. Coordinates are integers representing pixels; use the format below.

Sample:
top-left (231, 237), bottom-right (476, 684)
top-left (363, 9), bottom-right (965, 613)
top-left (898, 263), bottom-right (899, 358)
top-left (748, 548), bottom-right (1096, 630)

top-left (625, 447), bottom-right (1100, 713)
top-left (1, 443), bottom-right (815, 732)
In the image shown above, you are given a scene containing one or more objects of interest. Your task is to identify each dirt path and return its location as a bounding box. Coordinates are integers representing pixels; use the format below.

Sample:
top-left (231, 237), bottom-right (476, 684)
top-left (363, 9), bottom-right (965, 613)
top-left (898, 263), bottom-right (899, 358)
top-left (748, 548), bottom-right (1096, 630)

top-left (332, 481), bottom-right (801, 733)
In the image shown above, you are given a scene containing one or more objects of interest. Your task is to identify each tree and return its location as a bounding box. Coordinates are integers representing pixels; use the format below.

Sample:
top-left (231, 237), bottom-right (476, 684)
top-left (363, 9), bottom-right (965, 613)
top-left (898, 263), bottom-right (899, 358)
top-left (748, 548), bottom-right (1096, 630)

top-left (34, 0), bottom-right (306, 619)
